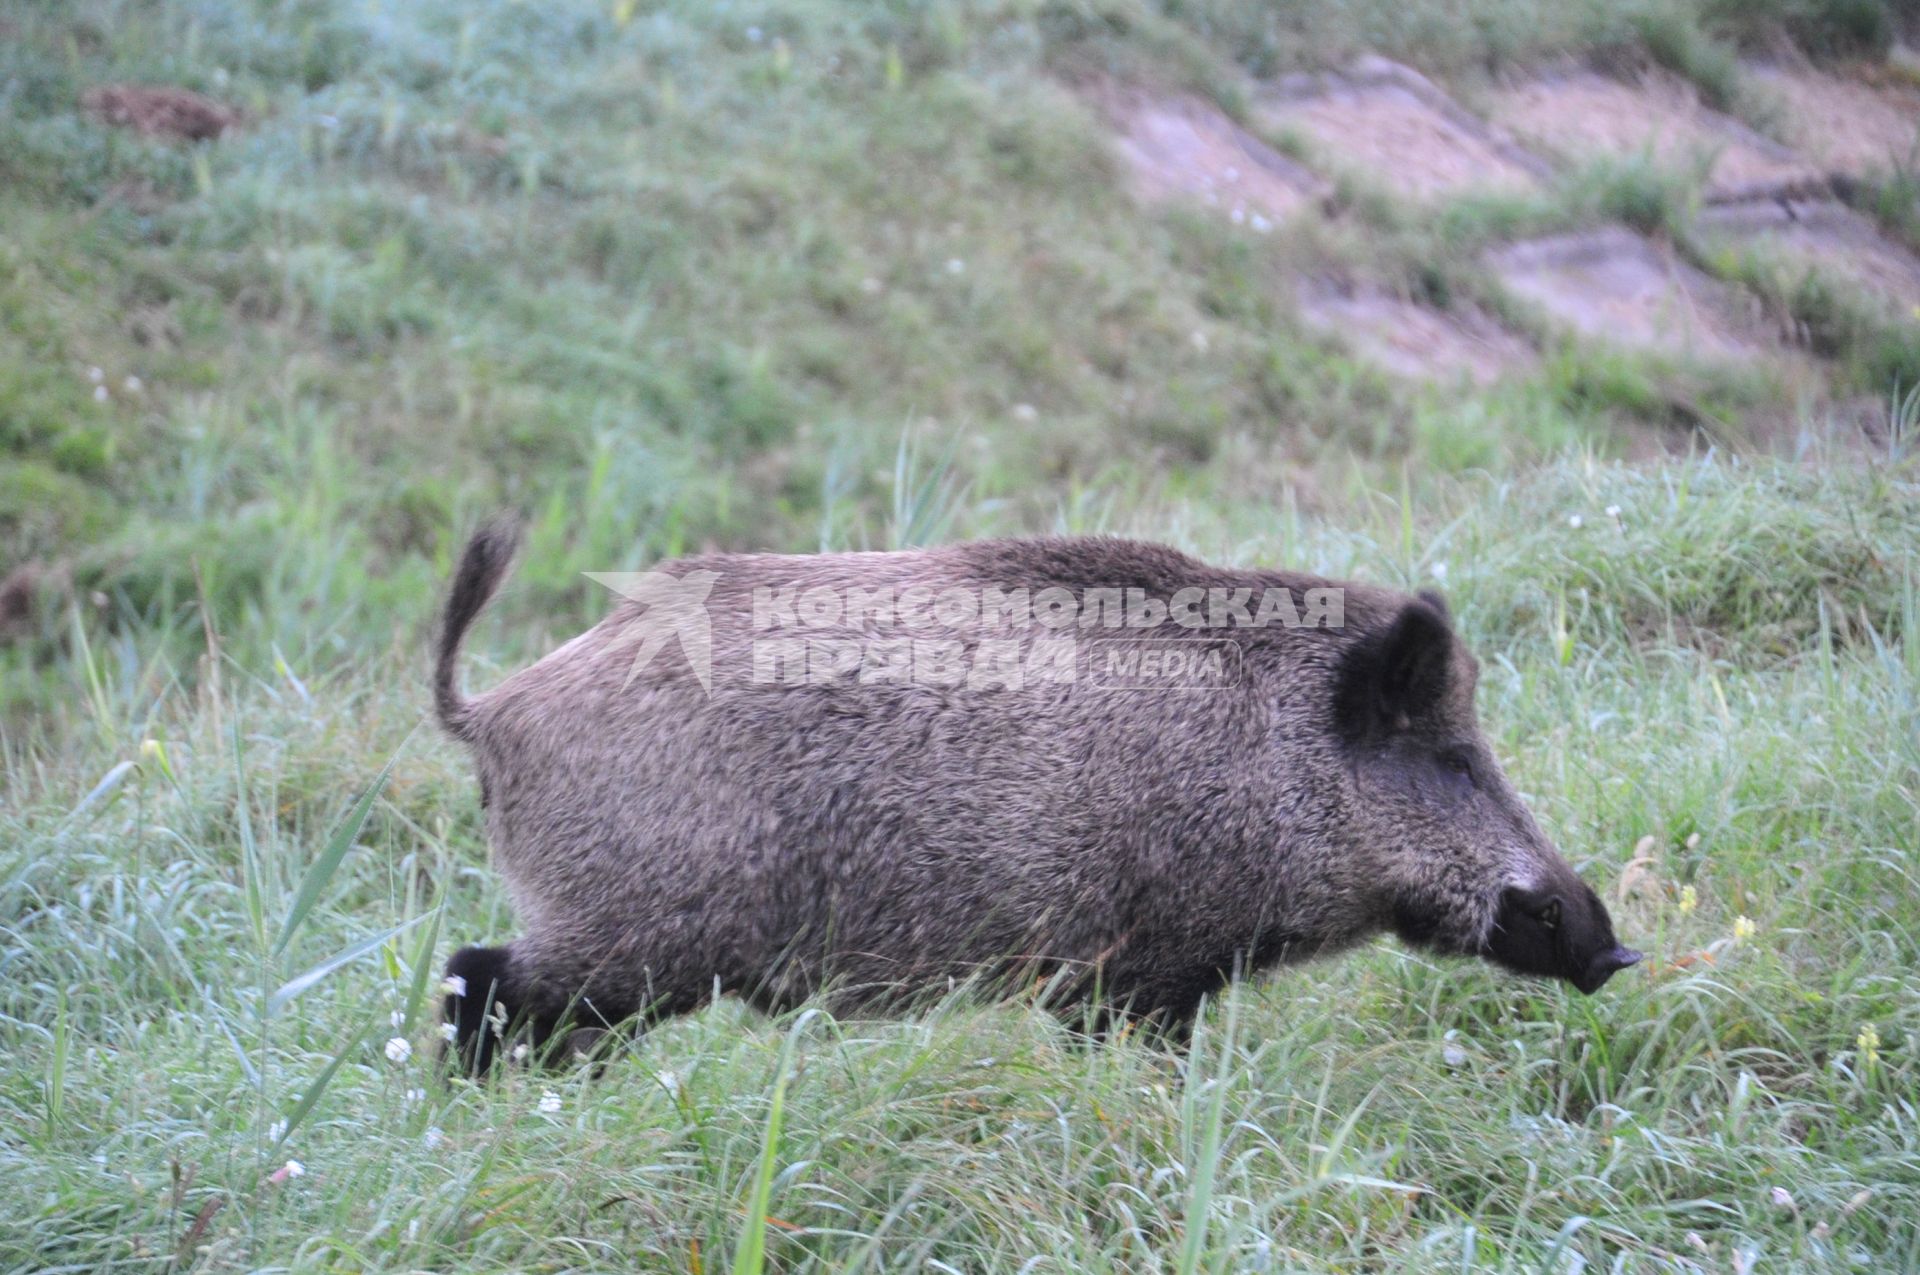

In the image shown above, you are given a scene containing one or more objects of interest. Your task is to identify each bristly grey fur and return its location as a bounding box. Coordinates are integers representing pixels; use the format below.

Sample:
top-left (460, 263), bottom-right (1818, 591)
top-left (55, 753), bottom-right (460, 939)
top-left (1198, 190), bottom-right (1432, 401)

top-left (435, 524), bottom-right (1637, 1070)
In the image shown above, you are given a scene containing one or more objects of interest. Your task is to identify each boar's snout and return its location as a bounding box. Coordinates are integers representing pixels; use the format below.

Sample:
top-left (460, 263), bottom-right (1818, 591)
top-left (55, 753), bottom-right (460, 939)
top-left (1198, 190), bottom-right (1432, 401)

top-left (1485, 882), bottom-right (1641, 994)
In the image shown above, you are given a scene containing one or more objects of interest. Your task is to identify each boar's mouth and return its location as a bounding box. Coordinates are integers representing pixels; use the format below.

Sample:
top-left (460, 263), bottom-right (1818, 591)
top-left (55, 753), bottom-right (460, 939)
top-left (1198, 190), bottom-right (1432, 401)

top-left (1484, 884), bottom-right (1641, 994)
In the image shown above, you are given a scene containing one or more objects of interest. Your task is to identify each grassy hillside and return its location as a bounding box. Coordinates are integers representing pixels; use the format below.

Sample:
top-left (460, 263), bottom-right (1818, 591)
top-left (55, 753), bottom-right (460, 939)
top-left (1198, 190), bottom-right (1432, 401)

top-left (3, 0), bottom-right (1919, 1269)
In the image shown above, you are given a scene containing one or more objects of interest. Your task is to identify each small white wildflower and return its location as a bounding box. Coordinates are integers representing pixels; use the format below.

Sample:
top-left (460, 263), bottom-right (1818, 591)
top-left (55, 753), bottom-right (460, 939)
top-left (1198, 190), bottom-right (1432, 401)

top-left (123, 375), bottom-right (143, 393)
top-left (88, 366), bottom-right (104, 383)
top-left (93, 385), bottom-right (110, 403)
top-left (384, 1036), bottom-right (413, 1064)
top-left (440, 975), bottom-right (467, 998)
top-left (267, 1119), bottom-right (288, 1142)
top-left (538, 1089), bottom-right (563, 1114)
top-left (423, 1126), bottom-right (445, 1149)
top-left (283, 1159), bottom-right (305, 1178)
top-left (390, 1009), bottom-right (405, 1028)
top-left (1229, 206), bottom-right (1246, 225)
top-left (440, 1022), bottom-right (459, 1042)
top-left (1012, 403), bottom-right (1037, 421)
top-left (405, 1087), bottom-right (426, 1105)
top-left (945, 257), bottom-right (964, 275)
top-left (1605, 504), bottom-right (1621, 518)
top-left (1567, 513), bottom-right (1584, 529)
top-left (1770, 1186), bottom-right (1796, 1210)
top-left (1430, 561), bottom-right (1448, 582)
top-left (657, 1070), bottom-right (680, 1095)
top-left (1249, 212), bottom-right (1273, 233)
top-left (511, 1042), bottom-right (530, 1062)
top-left (1443, 1043), bottom-right (1468, 1067)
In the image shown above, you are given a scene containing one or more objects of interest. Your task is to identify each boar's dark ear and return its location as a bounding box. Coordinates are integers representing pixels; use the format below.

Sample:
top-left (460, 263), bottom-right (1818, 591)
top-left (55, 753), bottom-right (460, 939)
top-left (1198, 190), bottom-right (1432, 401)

top-left (1333, 597), bottom-right (1454, 745)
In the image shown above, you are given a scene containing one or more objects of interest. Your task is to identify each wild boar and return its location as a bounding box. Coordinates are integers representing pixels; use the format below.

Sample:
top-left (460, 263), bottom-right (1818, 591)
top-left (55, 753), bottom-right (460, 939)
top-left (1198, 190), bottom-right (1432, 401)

top-left (435, 519), bottom-right (1638, 1071)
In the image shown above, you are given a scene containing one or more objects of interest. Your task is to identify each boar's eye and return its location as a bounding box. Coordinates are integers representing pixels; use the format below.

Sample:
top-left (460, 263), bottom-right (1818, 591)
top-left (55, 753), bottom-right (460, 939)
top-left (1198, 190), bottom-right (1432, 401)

top-left (1436, 748), bottom-right (1476, 797)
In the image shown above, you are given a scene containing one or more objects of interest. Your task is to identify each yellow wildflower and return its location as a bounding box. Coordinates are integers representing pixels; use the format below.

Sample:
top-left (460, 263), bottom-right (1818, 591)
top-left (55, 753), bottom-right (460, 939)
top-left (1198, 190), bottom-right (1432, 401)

top-left (1857, 1024), bottom-right (1881, 1067)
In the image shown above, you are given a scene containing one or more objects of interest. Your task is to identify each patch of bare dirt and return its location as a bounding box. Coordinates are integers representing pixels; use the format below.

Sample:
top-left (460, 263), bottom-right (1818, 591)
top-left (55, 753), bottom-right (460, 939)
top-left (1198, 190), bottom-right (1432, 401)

top-left (1298, 283), bottom-right (1535, 383)
top-left (1699, 198), bottom-right (1920, 319)
top-left (1487, 227), bottom-right (1771, 361)
top-left (1105, 91), bottom-right (1327, 226)
top-left (1487, 69), bottom-right (1820, 201)
top-left (1257, 57), bottom-right (1548, 202)
top-left (82, 85), bottom-right (237, 142)
top-left (1746, 62), bottom-right (1920, 177)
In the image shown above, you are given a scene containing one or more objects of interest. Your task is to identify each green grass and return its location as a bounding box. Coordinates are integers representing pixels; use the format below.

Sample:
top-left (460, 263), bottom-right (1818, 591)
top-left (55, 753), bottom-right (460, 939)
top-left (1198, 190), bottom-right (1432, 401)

top-left (4, 0), bottom-right (1920, 1269)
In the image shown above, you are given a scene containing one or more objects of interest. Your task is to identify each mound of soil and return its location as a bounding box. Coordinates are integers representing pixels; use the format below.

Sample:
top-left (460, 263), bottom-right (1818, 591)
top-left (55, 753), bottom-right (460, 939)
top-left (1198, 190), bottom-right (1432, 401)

top-left (1487, 69), bottom-right (1819, 201)
top-left (1700, 198), bottom-right (1920, 318)
top-left (1106, 92), bottom-right (1327, 225)
top-left (82, 85), bottom-right (237, 142)
top-left (1746, 63), bottom-right (1920, 177)
top-left (1298, 284), bottom-right (1535, 384)
top-left (1488, 227), bottom-right (1771, 361)
top-left (1257, 58), bottom-right (1548, 202)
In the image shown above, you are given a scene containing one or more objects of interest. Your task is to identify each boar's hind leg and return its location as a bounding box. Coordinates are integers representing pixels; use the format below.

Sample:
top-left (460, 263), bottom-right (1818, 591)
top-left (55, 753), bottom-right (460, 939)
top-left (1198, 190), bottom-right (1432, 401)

top-left (441, 944), bottom-right (552, 1075)
top-left (441, 942), bottom-right (671, 1076)
top-left (1051, 967), bottom-right (1219, 1052)
top-left (1098, 967), bottom-right (1229, 1051)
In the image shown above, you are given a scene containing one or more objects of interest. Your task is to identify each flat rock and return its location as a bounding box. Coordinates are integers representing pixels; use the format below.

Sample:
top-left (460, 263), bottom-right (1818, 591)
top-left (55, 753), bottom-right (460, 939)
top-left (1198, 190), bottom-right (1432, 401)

top-left (1298, 284), bottom-right (1535, 383)
top-left (1699, 198), bottom-right (1920, 319)
top-left (1488, 227), bottom-right (1770, 361)
top-left (1745, 62), bottom-right (1920, 178)
top-left (1487, 69), bottom-right (1820, 201)
top-left (1106, 91), bottom-right (1327, 226)
top-left (1256, 58), bottom-right (1548, 202)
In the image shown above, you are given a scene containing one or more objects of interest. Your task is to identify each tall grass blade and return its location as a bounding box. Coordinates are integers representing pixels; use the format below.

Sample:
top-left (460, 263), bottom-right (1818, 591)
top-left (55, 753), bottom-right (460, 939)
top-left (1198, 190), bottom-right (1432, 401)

top-left (274, 755), bottom-right (396, 955)
top-left (274, 1011), bottom-right (374, 1148)
top-left (1177, 989), bottom-right (1241, 1275)
top-left (398, 903), bottom-right (446, 1034)
top-left (268, 915), bottom-right (427, 1015)
top-left (732, 1008), bottom-right (817, 1275)
top-left (63, 760), bottom-right (136, 824)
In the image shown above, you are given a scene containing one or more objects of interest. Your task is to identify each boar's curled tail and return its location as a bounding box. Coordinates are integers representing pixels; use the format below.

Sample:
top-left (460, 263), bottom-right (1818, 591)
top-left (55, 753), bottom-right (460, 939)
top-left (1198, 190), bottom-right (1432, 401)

top-left (434, 515), bottom-right (524, 741)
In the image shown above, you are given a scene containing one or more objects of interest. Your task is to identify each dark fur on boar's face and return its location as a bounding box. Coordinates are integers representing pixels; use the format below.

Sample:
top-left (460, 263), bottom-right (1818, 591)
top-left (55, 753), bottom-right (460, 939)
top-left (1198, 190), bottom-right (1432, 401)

top-left (434, 519), bottom-right (1638, 1071)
